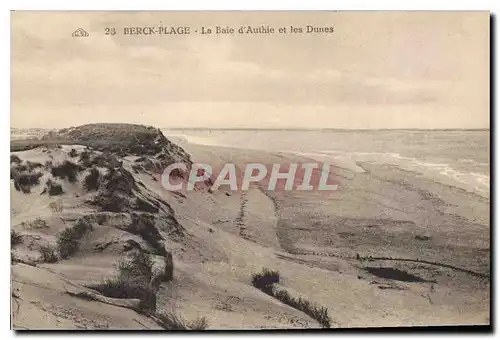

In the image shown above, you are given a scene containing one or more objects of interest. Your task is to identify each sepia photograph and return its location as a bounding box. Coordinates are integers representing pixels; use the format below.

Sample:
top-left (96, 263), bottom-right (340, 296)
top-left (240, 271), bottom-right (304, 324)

top-left (10, 10), bottom-right (490, 330)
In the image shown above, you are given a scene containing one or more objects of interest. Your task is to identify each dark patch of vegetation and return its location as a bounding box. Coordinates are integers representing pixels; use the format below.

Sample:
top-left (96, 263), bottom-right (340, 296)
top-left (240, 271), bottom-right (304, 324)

top-left (26, 161), bottom-right (43, 170)
top-left (131, 164), bottom-right (142, 174)
top-left (155, 311), bottom-right (208, 330)
top-left (51, 160), bottom-right (82, 183)
top-left (251, 268), bottom-right (331, 328)
top-left (251, 268), bottom-right (280, 294)
top-left (39, 244), bottom-right (58, 263)
top-left (56, 218), bottom-right (93, 259)
top-left (273, 288), bottom-right (331, 328)
top-left (79, 150), bottom-right (91, 167)
top-left (88, 251), bottom-right (157, 312)
top-left (28, 218), bottom-right (48, 229)
top-left (129, 213), bottom-right (167, 257)
top-left (10, 155), bottom-right (22, 164)
top-left (11, 231), bottom-right (22, 246)
top-left (68, 148), bottom-right (78, 158)
top-left (102, 167), bottom-right (137, 195)
top-left (91, 192), bottom-right (128, 212)
top-left (117, 251), bottom-right (153, 284)
top-left (83, 168), bottom-right (101, 192)
top-left (11, 165), bottom-right (43, 193)
top-left (134, 197), bottom-right (159, 213)
top-left (89, 279), bottom-right (157, 312)
top-left (43, 178), bottom-right (64, 196)
top-left (90, 152), bottom-right (122, 168)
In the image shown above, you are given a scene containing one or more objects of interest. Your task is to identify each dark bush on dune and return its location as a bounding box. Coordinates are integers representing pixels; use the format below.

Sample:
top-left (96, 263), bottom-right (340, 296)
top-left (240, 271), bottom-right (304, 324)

top-left (89, 251), bottom-right (156, 312)
top-left (251, 268), bottom-right (331, 328)
top-left (39, 244), bottom-right (58, 263)
top-left (51, 160), bottom-right (82, 183)
top-left (155, 311), bottom-right (208, 330)
top-left (89, 279), bottom-right (157, 312)
top-left (68, 148), bottom-right (78, 158)
top-left (15, 171), bottom-right (43, 187)
top-left (26, 161), bottom-right (43, 170)
top-left (11, 165), bottom-right (43, 193)
top-left (129, 213), bottom-right (167, 257)
top-left (102, 167), bottom-right (137, 195)
top-left (251, 268), bottom-right (280, 293)
top-left (41, 178), bottom-right (64, 196)
top-left (11, 231), bottom-right (22, 246)
top-left (117, 251), bottom-right (153, 284)
top-left (10, 155), bottom-right (22, 164)
top-left (79, 150), bottom-right (91, 167)
top-left (83, 168), bottom-right (101, 192)
top-left (56, 218), bottom-right (93, 259)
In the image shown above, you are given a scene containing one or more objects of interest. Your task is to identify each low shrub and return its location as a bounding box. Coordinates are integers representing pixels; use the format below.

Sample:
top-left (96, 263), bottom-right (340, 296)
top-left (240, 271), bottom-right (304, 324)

top-left (155, 311), bottom-right (208, 330)
top-left (89, 279), bottom-right (157, 312)
top-left (83, 168), bottom-right (101, 192)
top-left (51, 160), bottom-right (82, 183)
top-left (117, 251), bottom-right (153, 284)
top-left (44, 179), bottom-right (64, 196)
top-left (68, 148), bottom-right (78, 158)
top-left (11, 231), bottom-right (22, 246)
top-left (10, 155), bottom-right (22, 164)
top-left (56, 218), bottom-right (93, 259)
top-left (251, 268), bottom-right (280, 293)
top-left (39, 244), bottom-right (58, 263)
top-left (251, 268), bottom-right (331, 328)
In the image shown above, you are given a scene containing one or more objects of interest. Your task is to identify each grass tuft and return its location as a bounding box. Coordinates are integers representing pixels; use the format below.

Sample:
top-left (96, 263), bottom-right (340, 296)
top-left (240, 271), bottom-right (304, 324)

top-left (10, 155), bottom-right (22, 164)
top-left (83, 167), bottom-right (101, 192)
top-left (11, 231), bottom-right (22, 246)
top-left (251, 268), bottom-right (331, 328)
top-left (56, 218), bottom-right (93, 259)
top-left (39, 244), bottom-right (58, 263)
top-left (51, 160), bottom-right (82, 183)
top-left (89, 279), bottom-right (157, 312)
top-left (155, 311), bottom-right (209, 330)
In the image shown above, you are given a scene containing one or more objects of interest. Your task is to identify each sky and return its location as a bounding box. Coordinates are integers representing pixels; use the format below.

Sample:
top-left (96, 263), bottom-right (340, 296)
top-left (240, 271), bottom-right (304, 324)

top-left (11, 11), bottom-right (490, 129)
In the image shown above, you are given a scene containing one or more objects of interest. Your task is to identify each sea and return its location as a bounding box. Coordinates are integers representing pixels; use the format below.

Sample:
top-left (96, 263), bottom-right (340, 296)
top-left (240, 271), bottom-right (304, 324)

top-left (163, 129), bottom-right (490, 199)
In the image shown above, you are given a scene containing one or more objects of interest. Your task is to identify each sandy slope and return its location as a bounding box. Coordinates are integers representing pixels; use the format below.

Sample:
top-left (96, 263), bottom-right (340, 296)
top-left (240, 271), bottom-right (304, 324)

top-left (10, 139), bottom-right (490, 329)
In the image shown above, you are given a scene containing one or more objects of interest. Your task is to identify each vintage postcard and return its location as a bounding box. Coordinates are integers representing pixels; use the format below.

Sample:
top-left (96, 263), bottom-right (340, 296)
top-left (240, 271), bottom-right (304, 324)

top-left (10, 11), bottom-right (490, 330)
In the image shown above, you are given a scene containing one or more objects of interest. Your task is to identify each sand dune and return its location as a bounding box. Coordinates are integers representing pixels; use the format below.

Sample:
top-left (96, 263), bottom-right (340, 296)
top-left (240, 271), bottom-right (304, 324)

top-left (10, 125), bottom-right (490, 329)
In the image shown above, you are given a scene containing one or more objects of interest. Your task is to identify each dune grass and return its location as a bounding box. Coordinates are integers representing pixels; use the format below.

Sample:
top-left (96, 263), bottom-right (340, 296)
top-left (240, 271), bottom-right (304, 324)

top-left (39, 244), bottom-right (58, 263)
top-left (83, 167), bottom-right (101, 192)
top-left (56, 218), bottom-right (93, 259)
top-left (251, 268), bottom-right (331, 328)
top-left (51, 160), bottom-right (82, 183)
top-left (11, 231), bottom-right (22, 246)
top-left (154, 311), bottom-right (208, 330)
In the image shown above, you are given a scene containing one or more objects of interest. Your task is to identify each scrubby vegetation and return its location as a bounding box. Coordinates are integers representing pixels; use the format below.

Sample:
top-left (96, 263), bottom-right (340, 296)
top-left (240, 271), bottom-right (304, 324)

top-left (90, 279), bottom-right (157, 312)
top-left (26, 218), bottom-right (48, 229)
top-left (26, 161), bottom-right (43, 170)
top-left (51, 160), bottom-right (82, 183)
top-left (68, 148), bottom-right (78, 158)
top-left (83, 168), bottom-right (101, 192)
top-left (56, 218), bottom-right (93, 259)
top-left (10, 155), bottom-right (22, 164)
top-left (43, 178), bottom-right (64, 196)
top-left (251, 268), bottom-right (280, 294)
top-left (251, 268), bottom-right (331, 328)
top-left (39, 244), bottom-right (58, 263)
top-left (11, 231), bottom-right (22, 246)
top-left (11, 164), bottom-right (43, 193)
top-left (88, 251), bottom-right (156, 312)
top-left (155, 311), bottom-right (208, 330)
